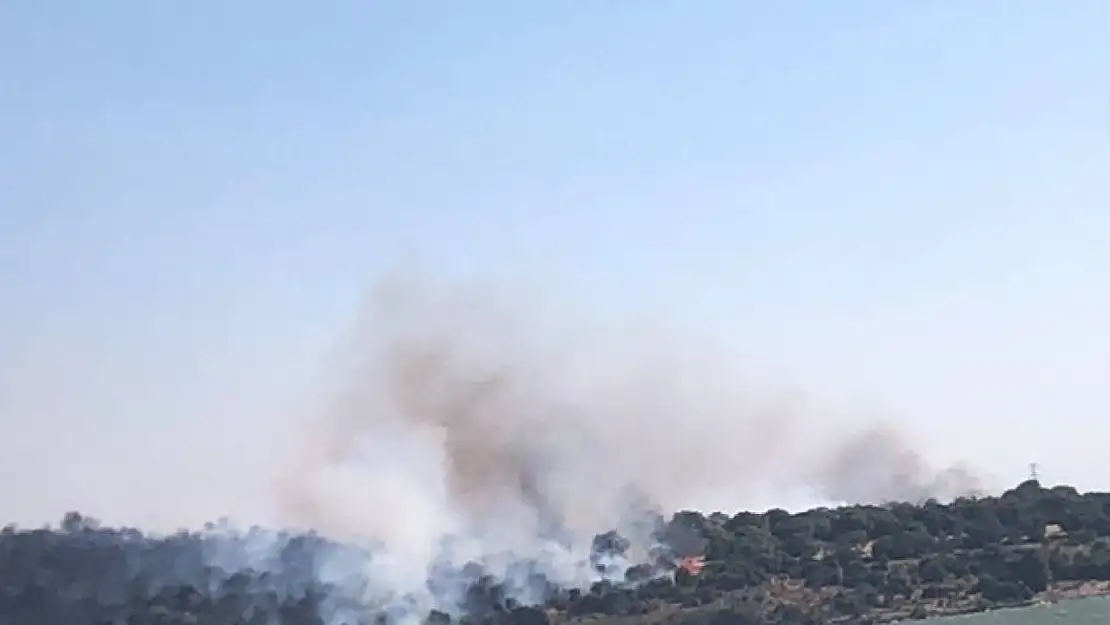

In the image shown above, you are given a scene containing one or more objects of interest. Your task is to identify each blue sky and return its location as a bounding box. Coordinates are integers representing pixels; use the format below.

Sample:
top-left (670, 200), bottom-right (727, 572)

top-left (1, 2), bottom-right (1107, 528)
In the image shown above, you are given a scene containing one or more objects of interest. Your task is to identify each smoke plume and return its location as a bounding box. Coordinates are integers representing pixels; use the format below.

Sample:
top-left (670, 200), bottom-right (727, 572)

top-left (264, 275), bottom-right (983, 616)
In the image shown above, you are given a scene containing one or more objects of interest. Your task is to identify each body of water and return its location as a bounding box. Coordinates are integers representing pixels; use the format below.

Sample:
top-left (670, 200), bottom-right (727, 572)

top-left (927, 596), bottom-right (1110, 624)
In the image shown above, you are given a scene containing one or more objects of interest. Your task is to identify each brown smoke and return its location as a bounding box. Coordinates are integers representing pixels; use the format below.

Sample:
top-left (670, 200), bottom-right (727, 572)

top-left (814, 423), bottom-right (984, 504)
top-left (275, 276), bottom-right (985, 573)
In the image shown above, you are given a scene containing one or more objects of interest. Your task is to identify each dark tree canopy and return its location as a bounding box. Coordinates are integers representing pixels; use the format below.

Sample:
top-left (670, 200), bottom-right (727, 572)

top-left (4, 479), bottom-right (1110, 625)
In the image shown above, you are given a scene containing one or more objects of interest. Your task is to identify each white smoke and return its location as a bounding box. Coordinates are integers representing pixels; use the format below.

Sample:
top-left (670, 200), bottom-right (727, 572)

top-left (256, 275), bottom-right (984, 618)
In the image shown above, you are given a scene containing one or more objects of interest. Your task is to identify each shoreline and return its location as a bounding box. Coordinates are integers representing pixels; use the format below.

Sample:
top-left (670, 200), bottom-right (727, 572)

top-left (867, 580), bottom-right (1110, 623)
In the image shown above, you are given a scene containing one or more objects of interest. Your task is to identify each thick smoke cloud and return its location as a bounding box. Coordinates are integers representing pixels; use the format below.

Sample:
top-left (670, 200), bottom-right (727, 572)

top-left (266, 276), bottom-right (985, 616)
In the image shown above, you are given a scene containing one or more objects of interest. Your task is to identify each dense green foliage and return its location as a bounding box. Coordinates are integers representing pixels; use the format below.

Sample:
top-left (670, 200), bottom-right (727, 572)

top-left (4, 480), bottom-right (1110, 625)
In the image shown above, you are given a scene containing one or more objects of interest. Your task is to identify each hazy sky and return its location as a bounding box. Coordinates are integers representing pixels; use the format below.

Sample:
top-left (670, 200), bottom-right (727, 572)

top-left (1, 2), bottom-right (1108, 530)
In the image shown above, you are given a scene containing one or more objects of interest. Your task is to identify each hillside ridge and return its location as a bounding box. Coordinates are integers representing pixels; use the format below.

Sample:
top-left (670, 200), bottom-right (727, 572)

top-left (5, 480), bottom-right (1110, 624)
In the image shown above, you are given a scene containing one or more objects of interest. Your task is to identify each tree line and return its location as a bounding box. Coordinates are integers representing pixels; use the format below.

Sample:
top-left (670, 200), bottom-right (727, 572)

top-left (3, 479), bottom-right (1110, 625)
